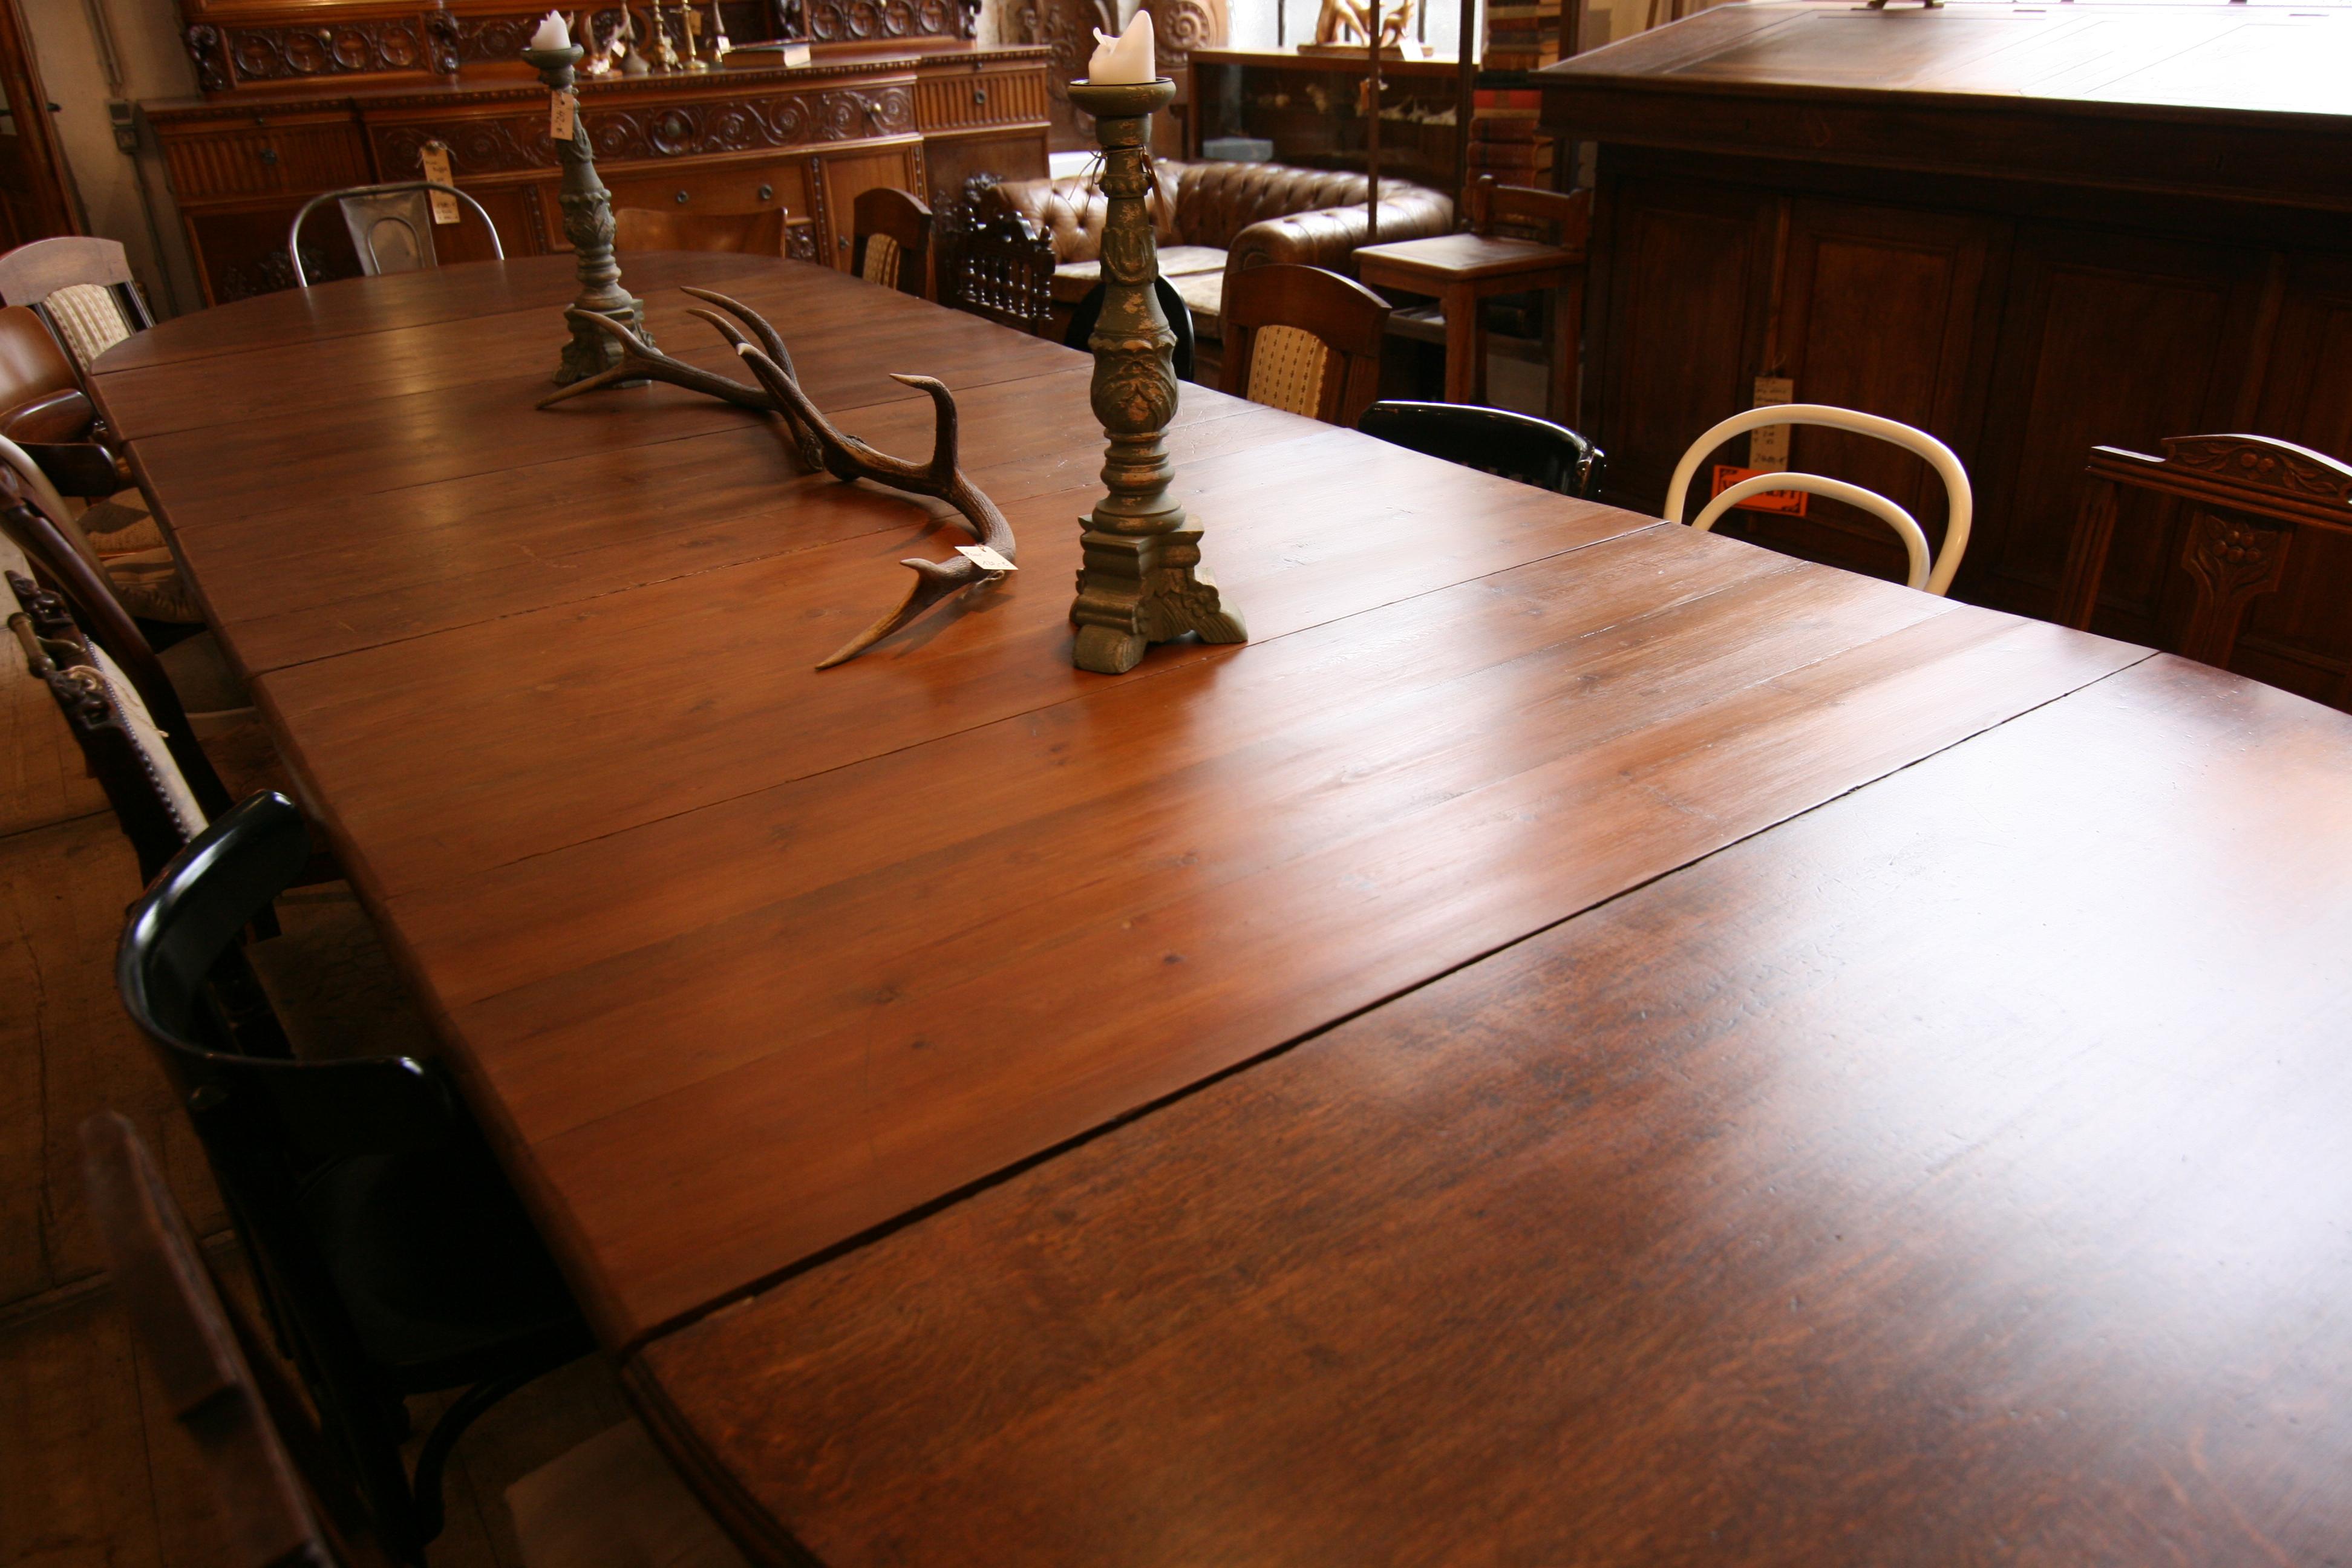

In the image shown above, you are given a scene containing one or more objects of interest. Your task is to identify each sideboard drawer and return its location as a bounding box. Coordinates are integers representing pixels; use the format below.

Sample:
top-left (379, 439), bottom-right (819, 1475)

top-left (915, 68), bottom-right (1050, 134)
top-left (603, 161), bottom-right (812, 223)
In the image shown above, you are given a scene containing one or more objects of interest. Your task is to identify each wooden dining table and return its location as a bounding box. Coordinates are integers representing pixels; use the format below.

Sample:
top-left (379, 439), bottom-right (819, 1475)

top-left (97, 254), bottom-right (2352, 1566)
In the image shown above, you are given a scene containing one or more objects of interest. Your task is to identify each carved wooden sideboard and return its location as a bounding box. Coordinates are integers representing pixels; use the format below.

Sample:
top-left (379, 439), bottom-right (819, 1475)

top-left (151, 2), bottom-right (1047, 303)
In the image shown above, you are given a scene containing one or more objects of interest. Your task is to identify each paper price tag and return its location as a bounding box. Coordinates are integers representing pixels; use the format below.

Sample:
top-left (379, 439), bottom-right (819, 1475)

top-left (1749, 376), bottom-right (1794, 469)
top-left (418, 142), bottom-right (459, 224)
top-left (1711, 464), bottom-right (1808, 517)
top-left (956, 544), bottom-right (1016, 573)
top-left (549, 88), bottom-right (578, 142)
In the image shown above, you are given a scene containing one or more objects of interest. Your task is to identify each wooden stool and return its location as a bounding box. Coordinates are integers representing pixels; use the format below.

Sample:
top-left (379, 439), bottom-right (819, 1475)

top-left (1354, 178), bottom-right (1590, 423)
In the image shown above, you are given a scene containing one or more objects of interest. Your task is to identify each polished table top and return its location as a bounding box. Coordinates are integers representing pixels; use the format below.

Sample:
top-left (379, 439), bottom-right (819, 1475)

top-left (102, 256), bottom-right (2352, 1564)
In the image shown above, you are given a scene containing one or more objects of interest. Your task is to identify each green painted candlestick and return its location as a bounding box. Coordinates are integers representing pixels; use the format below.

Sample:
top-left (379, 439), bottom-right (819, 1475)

top-left (1064, 76), bottom-right (1247, 676)
top-left (522, 42), bottom-right (653, 385)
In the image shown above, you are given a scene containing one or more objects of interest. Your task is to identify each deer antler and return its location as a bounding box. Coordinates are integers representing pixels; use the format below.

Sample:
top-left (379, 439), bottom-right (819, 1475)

top-left (535, 290), bottom-right (1016, 667)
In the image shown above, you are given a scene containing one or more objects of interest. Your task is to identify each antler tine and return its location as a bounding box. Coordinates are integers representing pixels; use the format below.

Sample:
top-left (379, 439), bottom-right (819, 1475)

top-left (887, 373), bottom-right (960, 489)
top-left (811, 559), bottom-right (978, 671)
top-left (535, 307), bottom-right (782, 413)
top-left (679, 286), bottom-right (803, 383)
top-left (692, 310), bottom-right (824, 469)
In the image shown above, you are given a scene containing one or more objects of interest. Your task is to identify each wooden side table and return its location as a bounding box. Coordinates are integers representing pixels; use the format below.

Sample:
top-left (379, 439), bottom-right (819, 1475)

top-left (1356, 232), bottom-right (1585, 424)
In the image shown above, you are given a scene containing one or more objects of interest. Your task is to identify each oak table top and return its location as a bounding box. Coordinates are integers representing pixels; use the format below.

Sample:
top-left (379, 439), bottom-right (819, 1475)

top-left (100, 255), bottom-right (2352, 1564)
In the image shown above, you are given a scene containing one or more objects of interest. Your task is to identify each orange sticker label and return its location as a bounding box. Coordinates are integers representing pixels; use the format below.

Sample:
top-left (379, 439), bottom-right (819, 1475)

top-left (1711, 465), bottom-right (1808, 517)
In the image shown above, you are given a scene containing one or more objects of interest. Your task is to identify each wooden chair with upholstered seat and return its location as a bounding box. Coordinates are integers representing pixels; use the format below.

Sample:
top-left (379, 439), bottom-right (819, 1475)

top-left (1221, 263), bottom-right (1391, 427)
top-left (0, 236), bottom-right (155, 377)
top-left (612, 207), bottom-right (789, 257)
top-left (2057, 433), bottom-right (2352, 687)
top-left (1357, 400), bottom-right (1606, 499)
top-left (852, 187), bottom-right (933, 299)
top-left (116, 790), bottom-right (598, 1561)
top-left (288, 183), bottom-right (506, 285)
top-left (1664, 403), bottom-right (1974, 595)
top-left (946, 207), bottom-right (1059, 335)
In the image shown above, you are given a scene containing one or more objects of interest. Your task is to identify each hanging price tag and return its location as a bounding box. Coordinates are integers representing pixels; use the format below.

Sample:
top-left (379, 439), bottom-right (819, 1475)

top-left (417, 141), bottom-right (459, 224)
top-left (955, 543), bottom-right (1016, 573)
top-left (549, 88), bottom-right (578, 142)
top-left (1749, 375), bottom-right (1795, 469)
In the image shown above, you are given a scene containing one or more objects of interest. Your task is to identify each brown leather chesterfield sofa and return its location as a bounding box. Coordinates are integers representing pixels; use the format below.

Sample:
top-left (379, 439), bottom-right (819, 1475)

top-left (979, 160), bottom-right (1452, 370)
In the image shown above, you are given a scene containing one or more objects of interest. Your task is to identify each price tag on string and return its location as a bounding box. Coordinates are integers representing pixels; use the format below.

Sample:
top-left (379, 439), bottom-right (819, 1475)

top-left (1749, 375), bottom-right (1795, 468)
top-left (418, 141), bottom-right (459, 224)
top-left (549, 88), bottom-right (578, 142)
top-left (956, 544), bottom-right (1015, 573)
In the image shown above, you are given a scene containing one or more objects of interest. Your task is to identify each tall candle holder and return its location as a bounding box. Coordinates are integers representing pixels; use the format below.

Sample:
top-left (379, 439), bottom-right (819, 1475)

top-left (1064, 76), bottom-right (1246, 675)
top-left (521, 41), bottom-right (653, 385)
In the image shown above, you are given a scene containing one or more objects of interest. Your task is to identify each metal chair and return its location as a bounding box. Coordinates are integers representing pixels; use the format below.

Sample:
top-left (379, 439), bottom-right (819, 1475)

top-left (1064, 276), bottom-right (1196, 384)
top-left (1222, 263), bottom-right (1391, 427)
top-left (1356, 400), bottom-right (1605, 499)
top-left (0, 236), bottom-right (155, 376)
top-left (117, 791), bottom-right (594, 1561)
top-left (1663, 403), bottom-right (1973, 596)
top-left (287, 183), bottom-right (505, 287)
top-left (852, 187), bottom-right (934, 299)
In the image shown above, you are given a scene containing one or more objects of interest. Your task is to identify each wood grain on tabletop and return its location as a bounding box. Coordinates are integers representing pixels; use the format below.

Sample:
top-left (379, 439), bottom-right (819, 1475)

top-left (635, 653), bottom-right (2352, 1568)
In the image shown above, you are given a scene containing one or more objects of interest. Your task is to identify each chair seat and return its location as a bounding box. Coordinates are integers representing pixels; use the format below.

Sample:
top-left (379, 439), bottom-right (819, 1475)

top-left (1052, 245), bottom-right (1227, 305)
top-left (508, 1420), bottom-right (750, 1568)
top-left (248, 882), bottom-right (440, 1063)
top-left (1169, 268), bottom-right (1227, 339)
top-left (299, 1129), bottom-right (586, 1379)
top-left (162, 630), bottom-right (251, 715)
top-left (103, 547), bottom-right (201, 624)
top-left (79, 495), bottom-right (160, 552)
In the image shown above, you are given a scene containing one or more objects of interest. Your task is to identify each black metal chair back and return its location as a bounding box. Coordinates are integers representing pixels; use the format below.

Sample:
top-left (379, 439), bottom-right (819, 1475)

top-left (119, 792), bottom-right (590, 1561)
top-left (1356, 400), bottom-right (1607, 500)
top-left (1065, 276), bottom-right (1196, 383)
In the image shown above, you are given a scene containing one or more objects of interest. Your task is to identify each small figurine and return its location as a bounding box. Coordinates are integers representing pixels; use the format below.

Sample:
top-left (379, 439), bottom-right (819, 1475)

top-left (643, 3), bottom-right (681, 68)
top-left (1312, 0), bottom-right (1411, 50)
top-left (681, 1), bottom-right (708, 68)
top-left (705, 1), bottom-right (731, 62)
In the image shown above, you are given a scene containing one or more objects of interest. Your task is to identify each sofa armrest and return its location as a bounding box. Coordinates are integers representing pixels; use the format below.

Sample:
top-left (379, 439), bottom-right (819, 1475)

top-left (1225, 191), bottom-right (1457, 278)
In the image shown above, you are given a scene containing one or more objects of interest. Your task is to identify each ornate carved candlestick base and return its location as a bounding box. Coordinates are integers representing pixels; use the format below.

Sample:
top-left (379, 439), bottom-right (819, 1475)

top-left (523, 44), bottom-right (652, 386)
top-left (1065, 77), bottom-right (1246, 675)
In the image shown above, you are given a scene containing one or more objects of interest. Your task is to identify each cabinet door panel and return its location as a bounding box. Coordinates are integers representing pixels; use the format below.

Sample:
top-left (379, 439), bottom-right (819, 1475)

top-left (812, 143), bottom-right (925, 270)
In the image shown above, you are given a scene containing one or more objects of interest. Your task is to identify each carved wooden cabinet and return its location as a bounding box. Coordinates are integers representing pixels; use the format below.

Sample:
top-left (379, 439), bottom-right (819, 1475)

top-left (1544, 1), bottom-right (2352, 713)
top-left (151, 2), bottom-right (1047, 304)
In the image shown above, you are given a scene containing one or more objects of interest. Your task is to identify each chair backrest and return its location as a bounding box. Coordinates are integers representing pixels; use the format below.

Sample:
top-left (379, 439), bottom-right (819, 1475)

top-left (1064, 276), bottom-right (1196, 384)
top-left (0, 304), bottom-right (85, 427)
top-left (0, 237), bottom-right (153, 374)
top-left (612, 207), bottom-right (789, 257)
top-left (852, 188), bottom-right (933, 299)
top-left (287, 184), bottom-right (506, 286)
top-left (947, 209), bottom-right (1059, 336)
top-left (1663, 403), bottom-right (1973, 595)
top-left (1356, 400), bottom-right (1606, 498)
top-left (10, 573), bottom-right (210, 880)
top-left (80, 1110), bottom-right (390, 1568)
top-left (0, 468), bottom-right (234, 815)
top-left (1466, 175), bottom-right (1593, 253)
top-left (1221, 263), bottom-right (1390, 426)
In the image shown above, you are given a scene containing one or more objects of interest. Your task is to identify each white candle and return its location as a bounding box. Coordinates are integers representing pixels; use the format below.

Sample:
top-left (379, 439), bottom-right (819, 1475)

top-left (1086, 11), bottom-right (1155, 83)
top-left (529, 10), bottom-right (571, 50)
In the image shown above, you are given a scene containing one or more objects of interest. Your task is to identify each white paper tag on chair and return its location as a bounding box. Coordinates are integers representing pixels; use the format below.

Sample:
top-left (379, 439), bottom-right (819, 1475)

top-left (550, 89), bottom-right (579, 142)
top-left (956, 544), bottom-right (1015, 573)
top-left (419, 142), bottom-right (460, 224)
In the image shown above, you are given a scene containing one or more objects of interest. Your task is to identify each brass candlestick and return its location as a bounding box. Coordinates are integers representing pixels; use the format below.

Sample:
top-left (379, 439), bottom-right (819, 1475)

top-left (521, 42), bottom-right (653, 385)
top-left (1064, 77), bottom-right (1246, 675)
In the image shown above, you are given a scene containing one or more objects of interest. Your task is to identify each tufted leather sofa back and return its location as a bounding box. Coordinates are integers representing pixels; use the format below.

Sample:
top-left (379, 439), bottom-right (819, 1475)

top-left (989, 160), bottom-right (1447, 263)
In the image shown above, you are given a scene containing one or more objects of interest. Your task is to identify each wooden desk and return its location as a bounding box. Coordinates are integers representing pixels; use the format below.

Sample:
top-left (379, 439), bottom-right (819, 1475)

top-left (1356, 230), bottom-right (1584, 420)
top-left (99, 256), bottom-right (2352, 1563)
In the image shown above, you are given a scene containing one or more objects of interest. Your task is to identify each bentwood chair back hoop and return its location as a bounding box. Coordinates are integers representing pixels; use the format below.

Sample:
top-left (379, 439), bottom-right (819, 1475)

top-left (0, 236), bottom-right (154, 374)
top-left (118, 792), bottom-right (594, 1562)
top-left (1356, 400), bottom-right (1606, 499)
top-left (2056, 433), bottom-right (2352, 677)
top-left (947, 207), bottom-right (1058, 335)
top-left (287, 183), bottom-right (506, 286)
top-left (1221, 263), bottom-right (1391, 427)
top-left (1664, 403), bottom-right (1974, 596)
top-left (852, 186), bottom-right (934, 298)
top-left (81, 1111), bottom-right (397, 1568)
top-left (1065, 275), bottom-right (1197, 384)
top-left (612, 207), bottom-right (789, 256)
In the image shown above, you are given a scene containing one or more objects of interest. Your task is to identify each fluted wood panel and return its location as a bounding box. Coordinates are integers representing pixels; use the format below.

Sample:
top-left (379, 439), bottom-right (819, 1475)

top-left (914, 70), bottom-right (1050, 133)
top-left (161, 119), bottom-right (370, 200)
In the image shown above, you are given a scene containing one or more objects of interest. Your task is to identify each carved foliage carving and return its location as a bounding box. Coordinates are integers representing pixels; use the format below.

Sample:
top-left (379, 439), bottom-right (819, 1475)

top-left (1019, 0), bottom-right (1115, 139)
top-left (2163, 434), bottom-right (2352, 503)
top-left (222, 19), bottom-right (429, 82)
top-left (374, 87), bottom-right (915, 175)
top-left (183, 25), bottom-right (229, 93)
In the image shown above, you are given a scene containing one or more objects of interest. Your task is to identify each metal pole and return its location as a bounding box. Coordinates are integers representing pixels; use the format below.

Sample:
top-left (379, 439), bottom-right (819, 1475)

top-left (1366, 0), bottom-right (1381, 244)
top-left (1456, 0), bottom-right (1477, 217)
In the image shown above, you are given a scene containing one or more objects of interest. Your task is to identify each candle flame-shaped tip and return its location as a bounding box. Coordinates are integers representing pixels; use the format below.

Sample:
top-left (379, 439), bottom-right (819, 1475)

top-left (1085, 11), bottom-right (1155, 83)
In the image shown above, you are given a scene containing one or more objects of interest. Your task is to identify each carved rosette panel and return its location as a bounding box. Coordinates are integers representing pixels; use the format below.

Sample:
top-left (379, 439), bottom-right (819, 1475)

top-left (2163, 435), bottom-right (2352, 503)
top-left (222, 20), bottom-right (429, 82)
top-left (1019, 0), bottom-right (1114, 143)
top-left (807, 0), bottom-right (961, 41)
top-left (373, 87), bottom-right (914, 176)
top-left (1143, 0), bottom-right (1227, 80)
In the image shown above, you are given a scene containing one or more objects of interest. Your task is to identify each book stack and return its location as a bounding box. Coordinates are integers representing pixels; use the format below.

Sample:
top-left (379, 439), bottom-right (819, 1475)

top-left (1482, 0), bottom-right (1563, 71)
top-left (1467, 91), bottom-right (1552, 184)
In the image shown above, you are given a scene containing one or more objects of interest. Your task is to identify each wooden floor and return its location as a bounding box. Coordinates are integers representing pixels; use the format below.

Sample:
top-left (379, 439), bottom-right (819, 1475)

top-left (0, 658), bottom-right (622, 1568)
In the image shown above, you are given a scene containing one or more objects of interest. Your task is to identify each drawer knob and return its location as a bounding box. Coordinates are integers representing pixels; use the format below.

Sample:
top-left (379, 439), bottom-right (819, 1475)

top-left (674, 189), bottom-right (690, 204)
top-left (837, 235), bottom-right (848, 251)
top-left (972, 87), bottom-right (987, 106)
top-left (758, 183), bottom-right (773, 202)
top-left (258, 146), bottom-right (278, 166)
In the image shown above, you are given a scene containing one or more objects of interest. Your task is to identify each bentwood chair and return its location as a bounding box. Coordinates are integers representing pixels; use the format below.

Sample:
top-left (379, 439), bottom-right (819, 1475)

top-left (1221, 263), bottom-right (1391, 427)
top-left (1664, 403), bottom-right (1974, 595)
top-left (947, 208), bottom-right (1058, 335)
top-left (119, 791), bottom-right (595, 1562)
top-left (83, 1110), bottom-right (403, 1568)
top-left (0, 236), bottom-right (155, 375)
top-left (613, 207), bottom-right (789, 256)
top-left (1356, 400), bottom-right (1606, 499)
top-left (2057, 433), bottom-right (2352, 686)
top-left (288, 183), bottom-right (506, 286)
top-left (852, 187), bottom-right (933, 299)
top-left (1064, 276), bottom-right (1197, 384)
